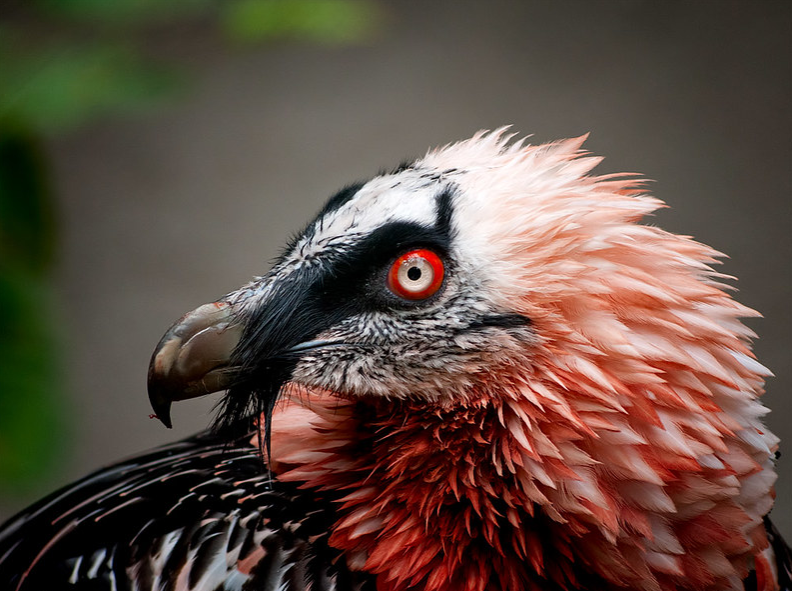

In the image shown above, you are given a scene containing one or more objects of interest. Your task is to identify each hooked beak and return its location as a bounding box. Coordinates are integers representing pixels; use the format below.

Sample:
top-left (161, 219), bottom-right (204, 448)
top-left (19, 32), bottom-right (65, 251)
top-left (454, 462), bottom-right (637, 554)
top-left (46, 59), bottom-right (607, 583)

top-left (147, 302), bottom-right (243, 428)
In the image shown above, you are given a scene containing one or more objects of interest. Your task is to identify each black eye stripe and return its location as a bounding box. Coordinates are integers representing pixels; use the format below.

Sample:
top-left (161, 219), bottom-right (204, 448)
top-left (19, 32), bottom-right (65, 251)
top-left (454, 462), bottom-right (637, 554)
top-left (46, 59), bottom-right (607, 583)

top-left (238, 185), bottom-right (459, 374)
top-left (310, 222), bottom-right (450, 311)
top-left (466, 314), bottom-right (531, 330)
top-left (305, 186), bottom-right (456, 309)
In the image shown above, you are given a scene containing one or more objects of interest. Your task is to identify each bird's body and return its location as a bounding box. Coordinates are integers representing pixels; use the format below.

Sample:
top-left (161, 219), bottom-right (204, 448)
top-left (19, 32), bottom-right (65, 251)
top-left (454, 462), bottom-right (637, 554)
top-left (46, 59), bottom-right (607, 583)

top-left (0, 421), bottom-right (374, 591)
top-left (0, 131), bottom-right (788, 591)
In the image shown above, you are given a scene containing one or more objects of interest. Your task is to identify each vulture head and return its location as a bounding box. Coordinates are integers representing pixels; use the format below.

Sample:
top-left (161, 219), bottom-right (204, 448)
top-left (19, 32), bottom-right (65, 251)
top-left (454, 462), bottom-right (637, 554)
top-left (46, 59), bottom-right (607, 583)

top-left (148, 130), bottom-right (779, 591)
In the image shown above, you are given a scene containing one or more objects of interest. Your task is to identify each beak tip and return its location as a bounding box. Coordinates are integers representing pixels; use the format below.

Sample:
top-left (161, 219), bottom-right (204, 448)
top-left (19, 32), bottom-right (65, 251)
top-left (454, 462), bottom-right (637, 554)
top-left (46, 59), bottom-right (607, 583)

top-left (148, 385), bottom-right (175, 429)
top-left (146, 301), bottom-right (241, 429)
top-left (155, 414), bottom-right (174, 429)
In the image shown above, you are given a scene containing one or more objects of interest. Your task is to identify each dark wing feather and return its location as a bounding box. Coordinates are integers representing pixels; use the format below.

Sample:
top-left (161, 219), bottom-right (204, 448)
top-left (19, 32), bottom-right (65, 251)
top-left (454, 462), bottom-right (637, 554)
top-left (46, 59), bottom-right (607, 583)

top-left (0, 421), bottom-right (375, 591)
top-left (765, 517), bottom-right (792, 591)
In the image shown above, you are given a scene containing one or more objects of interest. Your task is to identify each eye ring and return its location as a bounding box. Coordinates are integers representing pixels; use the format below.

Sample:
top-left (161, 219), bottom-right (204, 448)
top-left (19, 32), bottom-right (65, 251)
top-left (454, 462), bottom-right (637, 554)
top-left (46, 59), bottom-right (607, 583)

top-left (387, 249), bottom-right (445, 300)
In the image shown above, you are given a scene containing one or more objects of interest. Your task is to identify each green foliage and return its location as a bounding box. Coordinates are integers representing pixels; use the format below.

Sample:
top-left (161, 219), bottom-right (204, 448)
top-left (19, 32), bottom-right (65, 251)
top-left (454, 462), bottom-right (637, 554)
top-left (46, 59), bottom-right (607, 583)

top-left (0, 134), bottom-right (63, 492)
top-left (0, 42), bottom-right (181, 134)
top-left (0, 134), bottom-right (55, 273)
top-left (34, 0), bottom-right (212, 25)
top-left (223, 0), bottom-right (381, 44)
top-left (1, 0), bottom-right (380, 134)
top-left (0, 268), bottom-right (63, 490)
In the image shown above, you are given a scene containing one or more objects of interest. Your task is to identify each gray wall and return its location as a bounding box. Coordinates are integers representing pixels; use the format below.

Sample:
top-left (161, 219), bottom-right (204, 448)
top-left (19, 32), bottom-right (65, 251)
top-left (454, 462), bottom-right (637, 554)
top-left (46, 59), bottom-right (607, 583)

top-left (5, 0), bottom-right (791, 540)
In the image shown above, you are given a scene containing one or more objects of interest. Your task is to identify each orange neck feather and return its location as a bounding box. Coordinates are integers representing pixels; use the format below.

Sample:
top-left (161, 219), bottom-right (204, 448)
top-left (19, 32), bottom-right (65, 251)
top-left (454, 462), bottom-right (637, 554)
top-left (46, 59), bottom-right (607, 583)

top-left (269, 378), bottom-right (775, 591)
top-left (272, 392), bottom-right (587, 591)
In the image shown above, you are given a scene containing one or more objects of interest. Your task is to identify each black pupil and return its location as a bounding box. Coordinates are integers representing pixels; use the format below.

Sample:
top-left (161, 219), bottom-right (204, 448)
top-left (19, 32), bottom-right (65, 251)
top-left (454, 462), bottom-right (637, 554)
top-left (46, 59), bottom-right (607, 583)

top-left (407, 266), bottom-right (422, 281)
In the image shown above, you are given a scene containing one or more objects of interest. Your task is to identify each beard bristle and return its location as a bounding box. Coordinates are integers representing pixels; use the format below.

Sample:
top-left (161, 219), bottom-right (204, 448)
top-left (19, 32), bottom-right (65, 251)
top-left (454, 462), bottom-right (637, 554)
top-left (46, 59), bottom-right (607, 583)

top-left (211, 365), bottom-right (292, 482)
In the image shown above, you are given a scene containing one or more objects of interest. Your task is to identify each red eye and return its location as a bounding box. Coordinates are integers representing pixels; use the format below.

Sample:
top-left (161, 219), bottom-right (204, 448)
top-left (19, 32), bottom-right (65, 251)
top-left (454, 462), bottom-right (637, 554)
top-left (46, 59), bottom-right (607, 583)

top-left (387, 249), bottom-right (445, 300)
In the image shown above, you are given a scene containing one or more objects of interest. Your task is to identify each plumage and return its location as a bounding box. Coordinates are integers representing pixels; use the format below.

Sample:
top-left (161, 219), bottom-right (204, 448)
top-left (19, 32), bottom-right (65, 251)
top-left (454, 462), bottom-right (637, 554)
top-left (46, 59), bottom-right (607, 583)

top-left (0, 130), bottom-right (788, 591)
top-left (0, 421), bottom-right (373, 591)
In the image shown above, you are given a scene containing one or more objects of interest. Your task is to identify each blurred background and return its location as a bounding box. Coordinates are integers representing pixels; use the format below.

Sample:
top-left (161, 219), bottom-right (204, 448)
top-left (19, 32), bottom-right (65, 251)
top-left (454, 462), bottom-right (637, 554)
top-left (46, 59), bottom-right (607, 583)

top-left (1, 0), bottom-right (790, 542)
